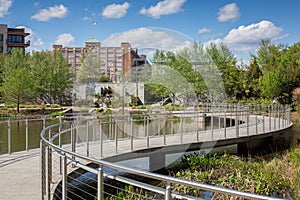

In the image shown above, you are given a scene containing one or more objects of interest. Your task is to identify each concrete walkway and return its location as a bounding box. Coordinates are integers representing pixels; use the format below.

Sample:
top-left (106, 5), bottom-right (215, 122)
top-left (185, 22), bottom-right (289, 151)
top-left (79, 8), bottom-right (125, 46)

top-left (0, 149), bottom-right (40, 200)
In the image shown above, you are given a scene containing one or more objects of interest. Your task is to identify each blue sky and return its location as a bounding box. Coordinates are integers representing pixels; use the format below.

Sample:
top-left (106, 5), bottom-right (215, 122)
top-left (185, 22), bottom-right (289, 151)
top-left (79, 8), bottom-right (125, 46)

top-left (1, 0), bottom-right (300, 62)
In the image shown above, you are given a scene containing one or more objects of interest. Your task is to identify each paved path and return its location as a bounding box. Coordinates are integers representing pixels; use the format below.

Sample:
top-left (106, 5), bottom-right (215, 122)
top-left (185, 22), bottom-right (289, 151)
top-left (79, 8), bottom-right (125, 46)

top-left (0, 149), bottom-right (40, 200)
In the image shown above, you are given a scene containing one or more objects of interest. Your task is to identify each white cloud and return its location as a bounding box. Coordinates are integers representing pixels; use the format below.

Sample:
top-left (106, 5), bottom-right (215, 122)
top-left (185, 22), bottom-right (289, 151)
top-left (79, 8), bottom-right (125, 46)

top-left (31, 4), bottom-right (68, 21)
top-left (217, 3), bottom-right (240, 22)
top-left (223, 20), bottom-right (286, 50)
top-left (140, 0), bottom-right (186, 19)
top-left (204, 20), bottom-right (287, 62)
top-left (101, 2), bottom-right (130, 19)
top-left (54, 33), bottom-right (75, 46)
top-left (198, 28), bottom-right (211, 34)
top-left (102, 27), bottom-right (192, 52)
top-left (0, 0), bottom-right (12, 17)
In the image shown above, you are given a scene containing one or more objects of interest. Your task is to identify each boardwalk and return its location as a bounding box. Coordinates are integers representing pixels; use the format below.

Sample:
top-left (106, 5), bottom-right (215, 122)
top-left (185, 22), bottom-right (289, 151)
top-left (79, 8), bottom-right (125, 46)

top-left (0, 110), bottom-right (292, 200)
top-left (0, 149), bottom-right (40, 200)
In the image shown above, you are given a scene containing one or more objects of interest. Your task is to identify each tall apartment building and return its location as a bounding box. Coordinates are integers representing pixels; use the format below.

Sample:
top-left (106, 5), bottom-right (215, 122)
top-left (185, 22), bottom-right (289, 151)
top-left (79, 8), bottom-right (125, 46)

top-left (0, 24), bottom-right (30, 53)
top-left (53, 38), bottom-right (149, 82)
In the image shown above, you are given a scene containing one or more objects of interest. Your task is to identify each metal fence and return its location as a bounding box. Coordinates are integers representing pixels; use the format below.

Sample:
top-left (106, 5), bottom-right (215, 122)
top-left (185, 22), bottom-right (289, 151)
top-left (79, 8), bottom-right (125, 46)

top-left (40, 104), bottom-right (292, 200)
top-left (0, 113), bottom-right (94, 155)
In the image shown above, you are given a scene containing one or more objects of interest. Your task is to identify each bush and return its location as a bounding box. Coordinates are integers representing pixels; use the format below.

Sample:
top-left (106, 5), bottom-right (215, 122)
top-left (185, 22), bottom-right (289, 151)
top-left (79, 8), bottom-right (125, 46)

top-left (50, 104), bottom-right (60, 108)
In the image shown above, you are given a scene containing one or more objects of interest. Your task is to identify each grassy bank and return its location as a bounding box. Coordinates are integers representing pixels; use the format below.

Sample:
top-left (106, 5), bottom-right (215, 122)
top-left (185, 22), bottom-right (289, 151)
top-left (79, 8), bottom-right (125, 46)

top-left (168, 150), bottom-right (300, 199)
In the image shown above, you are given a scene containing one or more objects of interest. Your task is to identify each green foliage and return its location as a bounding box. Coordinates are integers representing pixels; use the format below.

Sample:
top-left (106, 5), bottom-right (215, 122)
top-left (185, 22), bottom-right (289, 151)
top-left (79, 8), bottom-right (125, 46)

top-left (1, 49), bottom-right (33, 113)
top-left (0, 49), bottom-right (73, 113)
top-left (164, 105), bottom-right (183, 111)
top-left (259, 70), bottom-right (285, 100)
top-left (171, 152), bottom-right (292, 198)
top-left (206, 42), bottom-right (240, 99)
top-left (102, 184), bottom-right (153, 200)
top-left (77, 50), bottom-right (101, 84)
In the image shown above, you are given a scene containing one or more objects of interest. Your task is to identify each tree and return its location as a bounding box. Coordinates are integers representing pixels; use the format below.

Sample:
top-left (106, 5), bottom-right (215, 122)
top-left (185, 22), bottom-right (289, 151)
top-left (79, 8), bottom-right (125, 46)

top-left (255, 40), bottom-right (300, 103)
top-left (29, 50), bottom-right (73, 105)
top-left (50, 50), bottom-right (74, 104)
top-left (1, 48), bottom-right (33, 112)
top-left (259, 70), bottom-right (285, 100)
top-left (242, 56), bottom-right (262, 98)
top-left (206, 43), bottom-right (241, 99)
top-left (77, 51), bottom-right (101, 84)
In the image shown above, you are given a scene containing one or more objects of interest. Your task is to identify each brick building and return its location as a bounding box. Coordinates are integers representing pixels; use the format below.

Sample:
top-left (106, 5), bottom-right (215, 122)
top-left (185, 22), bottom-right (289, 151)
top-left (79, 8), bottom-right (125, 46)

top-left (53, 38), bottom-right (149, 82)
top-left (0, 24), bottom-right (30, 53)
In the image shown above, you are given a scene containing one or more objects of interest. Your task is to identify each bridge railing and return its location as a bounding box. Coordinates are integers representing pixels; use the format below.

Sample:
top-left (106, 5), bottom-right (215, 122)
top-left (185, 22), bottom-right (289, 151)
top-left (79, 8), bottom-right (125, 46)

top-left (0, 112), bottom-right (94, 155)
top-left (40, 103), bottom-right (292, 200)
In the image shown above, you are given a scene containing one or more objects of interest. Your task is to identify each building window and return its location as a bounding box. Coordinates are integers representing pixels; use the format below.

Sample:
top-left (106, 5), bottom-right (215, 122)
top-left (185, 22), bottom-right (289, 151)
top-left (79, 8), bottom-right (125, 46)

top-left (0, 34), bottom-right (3, 41)
top-left (7, 35), bottom-right (23, 44)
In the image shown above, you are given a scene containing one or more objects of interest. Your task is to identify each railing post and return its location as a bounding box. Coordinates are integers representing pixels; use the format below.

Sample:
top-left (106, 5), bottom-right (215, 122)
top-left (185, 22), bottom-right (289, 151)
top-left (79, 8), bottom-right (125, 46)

top-left (7, 119), bottom-right (11, 154)
top-left (165, 182), bottom-right (171, 200)
top-left (269, 105), bottom-right (271, 131)
top-left (158, 114), bottom-right (161, 135)
top-left (224, 110), bottom-right (227, 138)
top-left (98, 166), bottom-right (104, 200)
top-left (246, 105), bottom-right (249, 136)
top-left (255, 105), bottom-right (258, 134)
top-left (130, 118), bottom-right (134, 150)
top-left (146, 116), bottom-right (150, 147)
top-left (163, 114), bottom-right (166, 145)
top-left (273, 104), bottom-right (276, 130)
top-left (26, 118), bottom-right (29, 151)
top-left (288, 107), bottom-right (291, 125)
top-left (99, 122), bottom-right (103, 157)
top-left (211, 111), bottom-right (214, 140)
top-left (43, 116), bottom-right (46, 130)
top-left (71, 123), bottom-right (76, 167)
top-left (218, 110), bottom-right (221, 130)
top-left (180, 113), bottom-right (183, 144)
top-left (40, 140), bottom-right (45, 200)
top-left (86, 121), bottom-right (89, 157)
top-left (46, 130), bottom-right (52, 200)
top-left (196, 112), bottom-right (199, 141)
top-left (59, 115), bottom-right (62, 147)
top-left (62, 153), bottom-right (67, 200)
top-left (262, 105), bottom-right (265, 133)
top-left (235, 105), bottom-right (239, 137)
top-left (115, 119), bottom-right (118, 154)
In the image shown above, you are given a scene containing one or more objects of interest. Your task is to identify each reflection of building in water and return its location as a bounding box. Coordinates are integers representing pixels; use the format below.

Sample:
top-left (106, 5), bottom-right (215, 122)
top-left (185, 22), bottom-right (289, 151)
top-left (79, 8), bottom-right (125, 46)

top-left (0, 24), bottom-right (30, 53)
top-left (53, 38), bottom-right (151, 83)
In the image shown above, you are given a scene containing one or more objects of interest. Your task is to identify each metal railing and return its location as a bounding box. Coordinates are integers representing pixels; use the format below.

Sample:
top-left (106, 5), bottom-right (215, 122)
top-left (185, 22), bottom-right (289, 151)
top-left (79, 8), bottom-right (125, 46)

top-left (0, 112), bottom-right (93, 155)
top-left (40, 104), bottom-right (292, 200)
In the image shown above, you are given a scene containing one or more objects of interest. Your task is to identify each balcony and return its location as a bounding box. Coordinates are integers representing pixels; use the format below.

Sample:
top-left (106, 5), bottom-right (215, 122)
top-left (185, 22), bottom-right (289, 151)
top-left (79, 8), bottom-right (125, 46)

top-left (7, 40), bottom-right (30, 47)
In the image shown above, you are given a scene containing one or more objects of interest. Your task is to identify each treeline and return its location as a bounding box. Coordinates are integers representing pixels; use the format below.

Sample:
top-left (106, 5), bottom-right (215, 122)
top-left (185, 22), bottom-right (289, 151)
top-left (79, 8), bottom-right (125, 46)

top-left (0, 48), bottom-right (73, 112)
top-left (150, 40), bottom-right (300, 105)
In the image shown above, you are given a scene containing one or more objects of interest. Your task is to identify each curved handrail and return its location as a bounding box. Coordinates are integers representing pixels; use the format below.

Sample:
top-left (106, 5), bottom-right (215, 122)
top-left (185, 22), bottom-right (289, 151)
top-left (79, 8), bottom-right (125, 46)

top-left (40, 104), bottom-right (292, 200)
